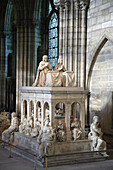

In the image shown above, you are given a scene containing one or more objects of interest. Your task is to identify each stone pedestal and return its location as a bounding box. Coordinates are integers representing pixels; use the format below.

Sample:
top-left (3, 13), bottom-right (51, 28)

top-left (20, 86), bottom-right (88, 141)
top-left (14, 132), bottom-right (91, 155)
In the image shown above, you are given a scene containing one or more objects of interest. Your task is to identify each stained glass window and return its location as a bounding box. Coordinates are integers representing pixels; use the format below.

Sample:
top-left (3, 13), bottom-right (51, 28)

top-left (48, 0), bottom-right (58, 70)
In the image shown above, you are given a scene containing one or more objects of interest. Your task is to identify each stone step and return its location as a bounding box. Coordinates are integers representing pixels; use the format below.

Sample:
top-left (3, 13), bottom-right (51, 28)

top-left (3, 145), bottom-right (108, 167)
top-left (44, 153), bottom-right (108, 167)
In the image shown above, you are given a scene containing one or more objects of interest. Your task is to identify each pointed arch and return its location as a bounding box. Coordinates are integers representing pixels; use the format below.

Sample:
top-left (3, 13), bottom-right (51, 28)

top-left (4, 0), bottom-right (13, 34)
top-left (87, 34), bottom-right (113, 89)
top-left (33, 0), bottom-right (42, 25)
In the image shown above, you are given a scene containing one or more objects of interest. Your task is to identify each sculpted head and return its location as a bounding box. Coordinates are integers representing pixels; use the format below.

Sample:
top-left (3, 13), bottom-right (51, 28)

top-left (43, 55), bottom-right (48, 62)
top-left (93, 116), bottom-right (99, 125)
top-left (12, 112), bottom-right (17, 118)
top-left (58, 58), bottom-right (63, 64)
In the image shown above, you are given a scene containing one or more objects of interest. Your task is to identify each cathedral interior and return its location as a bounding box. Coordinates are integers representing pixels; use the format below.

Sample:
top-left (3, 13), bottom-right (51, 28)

top-left (1, 0), bottom-right (113, 167)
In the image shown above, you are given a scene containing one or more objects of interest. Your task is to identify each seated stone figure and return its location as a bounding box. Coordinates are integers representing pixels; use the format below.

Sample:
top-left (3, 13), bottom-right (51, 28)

top-left (71, 118), bottom-right (82, 141)
top-left (32, 55), bottom-right (52, 87)
top-left (56, 120), bottom-right (65, 142)
top-left (25, 117), bottom-right (33, 136)
top-left (31, 118), bottom-right (41, 138)
top-left (37, 116), bottom-right (56, 156)
top-left (88, 116), bottom-right (107, 156)
top-left (2, 112), bottom-right (19, 142)
top-left (19, 115), bottom-right (27, 134)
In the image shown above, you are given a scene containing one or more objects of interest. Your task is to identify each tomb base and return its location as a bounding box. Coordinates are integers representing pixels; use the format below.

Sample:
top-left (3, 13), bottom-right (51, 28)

top-left (12, 132), bottom-right (108, 167)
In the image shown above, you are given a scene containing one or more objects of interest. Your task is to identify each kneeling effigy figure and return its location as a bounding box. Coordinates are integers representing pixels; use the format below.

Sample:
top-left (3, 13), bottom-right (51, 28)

top-left (2, 112), bottom-right (19, 142)
top-left (37, 116), bottom-right (56, 156)
top-left (25, 117), bottom-right (33, 136)
top-left (19, 115), bottom-right (27, 134)
top-left (56, 120), bottom-right (65, 142)
top-left (31, 118), bottom-right (41, 138)
top-left (71, 118), bottom-right (82, 141)
top-left (88, 116), bottom-right (107, 156)
top-left (32, 55), bottom-right (52, 87)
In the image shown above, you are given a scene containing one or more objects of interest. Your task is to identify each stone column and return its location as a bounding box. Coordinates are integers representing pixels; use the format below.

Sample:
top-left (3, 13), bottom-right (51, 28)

top-left (65, 102), bottom-right (71, 141)
top-left (16, 23), bottom-right (36, 114)
top-left (27, 100), bottom-right (30, 119)
top-left (49, 101), bottom-right (56, 127)
top-left (41, 102), bottom-right (44, 127)
top-left (0, 32), bottom-right (6, 111)
top-left (80, 95), bottom-right (86, 138)
top-left (65, 1), bottom-right (70, 70)
top-left (70, 1), bottom-right (74, 71)
top-left (34, 101), bottom-right (37, 127)
top-left (80, 1), bottom-right (87, 88)
top-left (21, 100), bottom-right (24, 122)
top-left (74, 0), bottom-right (79, 86)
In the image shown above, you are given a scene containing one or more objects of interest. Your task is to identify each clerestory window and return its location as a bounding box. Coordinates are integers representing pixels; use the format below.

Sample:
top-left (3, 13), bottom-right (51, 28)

top-left (48, 0), bottom-right (58, 70)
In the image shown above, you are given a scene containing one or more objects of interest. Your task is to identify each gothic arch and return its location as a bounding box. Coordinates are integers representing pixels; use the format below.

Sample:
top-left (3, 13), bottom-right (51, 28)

top-left (4, 0), bottom-right (13, 34)
top-left (87, 34), bottom-right (113, 89)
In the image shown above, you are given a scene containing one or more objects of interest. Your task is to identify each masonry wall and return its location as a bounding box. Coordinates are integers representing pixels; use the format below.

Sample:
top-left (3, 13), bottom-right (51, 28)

top-left (87, 0), bottom-right (113, 134)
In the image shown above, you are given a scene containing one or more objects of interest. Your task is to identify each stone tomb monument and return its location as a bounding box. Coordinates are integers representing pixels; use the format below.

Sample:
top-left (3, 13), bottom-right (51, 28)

top-left (14, 56), bottom-right (91, 157)
top-left (4, 56), bottom-right (107, 166)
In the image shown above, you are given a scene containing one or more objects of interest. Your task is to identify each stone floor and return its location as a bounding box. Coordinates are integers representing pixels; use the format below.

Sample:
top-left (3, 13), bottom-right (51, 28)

top-left (0, 145), bottom-right (113, 170)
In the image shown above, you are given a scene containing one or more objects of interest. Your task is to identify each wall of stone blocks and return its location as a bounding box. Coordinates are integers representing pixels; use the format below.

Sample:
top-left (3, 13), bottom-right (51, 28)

top-left (87, 0), bottom-right (113, 134)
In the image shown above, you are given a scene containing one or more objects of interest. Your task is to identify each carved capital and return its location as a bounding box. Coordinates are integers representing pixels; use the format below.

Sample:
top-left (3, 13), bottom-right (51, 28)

top-left (55, 0), bottom-right (65, 7)
top-left (65, 0), bottom-right (71, 6)
top-left (74, 0), bottom-right (80, 9)
top-left (80, 0), bottom-right (88, 10)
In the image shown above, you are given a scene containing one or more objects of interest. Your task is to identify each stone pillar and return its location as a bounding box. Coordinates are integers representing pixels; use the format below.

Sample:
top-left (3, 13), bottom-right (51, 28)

top-left (27, 100), bottom-right (30, 119)
top-left (16, 23), bottom-right (36, 114)
top-left (0, 32), bottom-right (6, 111)
top-left (65, 102), bottom-right (71, 141)
top-left (80, 1), bottom-right (87, 88)
top-left (41, 102), bottom-right (44, 127)
top-left (74, 0), bottom-right (79, 86)
top-left (65, 1), bottom-right (70, 70)
top-left (70, 1), bottom-right (74, 71)
top-left (80, 95), bottom-right (86, 138)
top-left (34, 101), bottom-right (37, 127)
top-left (21, 101), bottom-right (24, 122)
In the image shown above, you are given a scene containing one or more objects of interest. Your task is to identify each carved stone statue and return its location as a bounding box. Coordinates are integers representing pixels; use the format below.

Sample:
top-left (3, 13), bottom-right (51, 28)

top-left (37, 116), bottom-right (56, 156)
top-left (32, 55), bottom-right (52, 87)
top-left (56, 120), bottom-right (65, 142)
top-left (88, 116), bottom-right (107, 156)
top-left (55, 103), bottom-right (65, 117)
top-left (25, 117), bottom-right (33, 136)
top-left (19, 115), bottom-right (27, 134)
top-left (31, 118), bottom-right (41, 138)
top-left (54, 58), bottom-right (66, 87)
top-left (71, 118), bottom-right (82, 141)
top-left (55, 58), bottom-right (66, 72)
top-left (2, 112), bottom-right (19, 142)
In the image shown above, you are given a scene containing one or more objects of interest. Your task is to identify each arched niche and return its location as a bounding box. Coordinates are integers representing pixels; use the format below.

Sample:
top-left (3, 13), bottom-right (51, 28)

top-left (44, 102), bottom-right (49, 120)
top-left (71, 102), bottom-right (81, 121)
top-left (36, 101), bottom-right (41, 122)
top-left (54, 102), bottom-right (65, 128)
top-left (55, 102), bottom-right (65, 117)
top-left (23, 100), bottom-right (27, 118)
